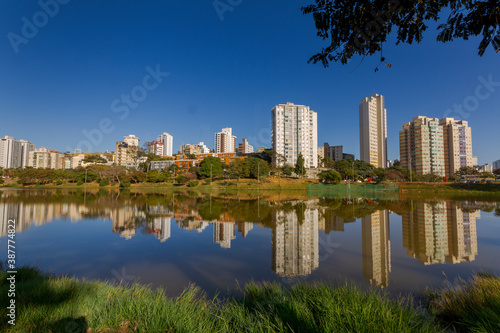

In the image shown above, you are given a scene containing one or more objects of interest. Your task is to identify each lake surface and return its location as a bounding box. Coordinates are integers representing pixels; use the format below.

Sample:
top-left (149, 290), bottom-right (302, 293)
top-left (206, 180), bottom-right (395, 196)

top-left (1, 188), bottom-right (499, 297)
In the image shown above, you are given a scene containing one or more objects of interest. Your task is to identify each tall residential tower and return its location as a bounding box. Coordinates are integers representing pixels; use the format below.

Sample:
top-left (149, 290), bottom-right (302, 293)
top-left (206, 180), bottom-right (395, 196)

top-left (156, 132), bottom-right (173, 157)
top-left (399, 116), bottom-right (445, 177)
top-left (215, 128), bottom-right (236, 154)
top-left (359, 94), bottom-right (387, 168)
top-left (272, 102), bottom-right (318, 168)
top-left (440, 118), bottom-right (473, 178)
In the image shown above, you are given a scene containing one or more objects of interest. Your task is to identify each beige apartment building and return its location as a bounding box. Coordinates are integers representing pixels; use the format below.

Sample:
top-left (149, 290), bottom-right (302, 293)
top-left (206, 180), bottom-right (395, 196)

top-left (115, 135), bottom-right (140, 168)
top-left (440, 118), bottom-right (473, 178)
top-left (28, 148), bottom-right (65, 169)
top-left (359, 94), bottom-right (387, 168)
top-left (399, 116), bottom-right (445, 177)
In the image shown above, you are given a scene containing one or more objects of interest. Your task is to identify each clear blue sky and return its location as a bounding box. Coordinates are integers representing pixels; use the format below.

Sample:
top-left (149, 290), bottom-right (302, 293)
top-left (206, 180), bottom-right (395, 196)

top-left (1, 0), bottom-right (499, 165)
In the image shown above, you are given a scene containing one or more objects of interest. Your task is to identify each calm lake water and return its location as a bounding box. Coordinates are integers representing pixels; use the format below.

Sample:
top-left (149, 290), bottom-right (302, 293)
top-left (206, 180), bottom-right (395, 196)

top-left (1, 188), bottom-right (499, 297)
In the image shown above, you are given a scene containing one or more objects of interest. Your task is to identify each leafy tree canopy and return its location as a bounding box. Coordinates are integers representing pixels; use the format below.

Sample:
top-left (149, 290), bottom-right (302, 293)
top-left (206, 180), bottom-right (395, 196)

top-left (198, 156), bottom-right (223, 179)
top-left (319, 170), bottom-right (341, 184)
top-left (302, 0), bottom-right (500, 69)
top-left (295, 154), bottom-right (306, 177)
top-left (247, 157), bottom-right (270, 179)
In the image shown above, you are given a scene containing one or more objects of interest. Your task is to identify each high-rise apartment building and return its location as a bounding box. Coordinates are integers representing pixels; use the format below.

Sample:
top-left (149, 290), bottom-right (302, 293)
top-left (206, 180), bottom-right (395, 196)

top-left (493, 160), bottom-right (500, 171)
top-left (19, 140), bottom-right (36, 168)
top-left (157, 132), bottom-right (173, 156)
top-left (399, 116), bottom-right (445, 177)
top-left (272, 102), bottom-right (318, 168)
top-left (123, 134), bottom-right (140, 147)
top-left (213, 222), bottom-right (236, 249)
top-left (317, 146), bottom-right (325, 161)
top-left (402, 201), bottom-right (478, 265)
top-left (28, 148), bottom-right (64, 169)
top-left (0, 136), bottom-right (22, 169)
top-left (323, 143), bottom-right (354, 162)
top-left (402, 202), bottom-right (448, 265)
top-left (362, 210), bottom-right (391, 288)
top-left (115, 135), bottom-right (140, 168)
top-left (440, 118), bottom-right (473, 178)
top-left (445, 202), bottom-right (478, 264)
top-left (237, 138), bottom-right (254, 154)
top-left (359, 94), bottom-right (387, 168)
top-left (147, 141), bottom-right (164, 156)
top-left (272, 205), bottom-right (319, 277)
top-left (215, 128), bottom-right (236, 154)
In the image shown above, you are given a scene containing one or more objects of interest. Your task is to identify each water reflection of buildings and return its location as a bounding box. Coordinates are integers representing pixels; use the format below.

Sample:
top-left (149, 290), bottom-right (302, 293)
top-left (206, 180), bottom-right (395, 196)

top-left (214, 222), bottom-right (236, 249)
top-left (272, 206), bottom-right (319, 278)
top-left (362, 211), bottom-right (391, 288)
top-left (402, 202), bottom-right (478, 265)
top-left (0, 202), bottom-right (92, 237)
top-left (150, 217), bottom-right (171, 242)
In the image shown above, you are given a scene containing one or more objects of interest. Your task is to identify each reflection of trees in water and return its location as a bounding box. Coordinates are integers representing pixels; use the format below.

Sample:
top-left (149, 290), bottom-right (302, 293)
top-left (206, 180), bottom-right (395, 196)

top-left (1, 188), bottom-right (499, 235)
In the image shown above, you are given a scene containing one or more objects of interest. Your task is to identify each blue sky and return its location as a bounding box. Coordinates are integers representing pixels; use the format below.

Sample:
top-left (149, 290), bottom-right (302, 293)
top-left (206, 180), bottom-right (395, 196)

top-left (1, 0), bottom-right (499, 165)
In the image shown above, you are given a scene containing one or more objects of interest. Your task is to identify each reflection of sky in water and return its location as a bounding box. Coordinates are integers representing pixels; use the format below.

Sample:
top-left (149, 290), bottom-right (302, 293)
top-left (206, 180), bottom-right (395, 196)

top-left (1, 189), bottom-right (499, 297)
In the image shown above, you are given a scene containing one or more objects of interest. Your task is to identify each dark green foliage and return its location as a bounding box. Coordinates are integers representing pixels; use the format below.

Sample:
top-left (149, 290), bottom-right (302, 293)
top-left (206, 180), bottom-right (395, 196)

top-left (449, 166), bottom-right (479, 181)
top-left (302, 0), bottom-right (500, 69)
top-left (294, 154), bottom-right (306, 177)
top-left (175, 175), bottom-right (187, 184)
top-left (99, 179), bottom-right (110, 187)
top-left (119, 181), bottom-right (131, 188)
top-left (247, 157), bottom-right (270, 180)
top-left (282, 165), bottom-right (293, 177)
top-left (198, 156), bottom-right (223, 179)
top-left (319, 170), bottom-right (341, 184)
top-left (188, 180), bottom-right (199, 187)
top-left (228, 159), bottom-right (250, 182)
top-left (76, 181), bottom-right (84, 186)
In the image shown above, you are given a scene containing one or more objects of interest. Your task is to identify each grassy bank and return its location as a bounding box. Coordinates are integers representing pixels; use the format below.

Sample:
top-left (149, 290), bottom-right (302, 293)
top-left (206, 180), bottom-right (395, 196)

top-left (2, 267), bottom-right (499, 332)
top-left (399, 182), bottom-right (500, 199)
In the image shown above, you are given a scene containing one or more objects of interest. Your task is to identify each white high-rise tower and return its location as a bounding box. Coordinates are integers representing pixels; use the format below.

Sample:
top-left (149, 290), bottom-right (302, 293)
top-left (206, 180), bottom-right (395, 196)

top-left (156, 132), bottom-right (173, 157)
top-left (359, 94), bottom-right (387, 168)
top-left (272, 102), bottom-right (318, 168)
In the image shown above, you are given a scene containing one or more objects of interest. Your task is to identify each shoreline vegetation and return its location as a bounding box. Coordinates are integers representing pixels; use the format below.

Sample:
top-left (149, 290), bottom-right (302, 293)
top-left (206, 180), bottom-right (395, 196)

top-left (1, 266), bottom-right (498, 332)
top-left (2, 177), bottom-right (500, 197)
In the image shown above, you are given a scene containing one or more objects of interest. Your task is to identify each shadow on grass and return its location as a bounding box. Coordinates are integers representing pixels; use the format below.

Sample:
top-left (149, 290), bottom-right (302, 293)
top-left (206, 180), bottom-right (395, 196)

top-left (0, 267), bottom-right (91, 332)
top-left (49, 316), bottom-right (88, 333)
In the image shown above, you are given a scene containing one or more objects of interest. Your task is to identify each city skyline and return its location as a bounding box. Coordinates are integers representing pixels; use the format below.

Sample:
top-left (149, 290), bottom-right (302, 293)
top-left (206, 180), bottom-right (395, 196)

top-left (1, 2), bottom-right (498, 166)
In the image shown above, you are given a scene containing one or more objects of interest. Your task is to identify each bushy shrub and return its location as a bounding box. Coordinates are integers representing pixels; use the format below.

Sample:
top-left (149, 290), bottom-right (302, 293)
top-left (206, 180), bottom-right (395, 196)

top-left (176, 175), bottom-right (187, 184)
top-left (99, 179), bottom-right (110, 187)
top-left (55, 180), bottom-right (63, 185)
top-left (188, 180), bottom-right (199, 187)
top-left (120, 181), bottom-right (131, 188)
top-left (76, 180), bottom-right (84, 186)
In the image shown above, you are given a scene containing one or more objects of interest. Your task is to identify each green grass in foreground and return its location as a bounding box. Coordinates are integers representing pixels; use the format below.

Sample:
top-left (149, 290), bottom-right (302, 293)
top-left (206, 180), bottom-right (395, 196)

top-left (426, 273), bottom-right (500, 332)
top-left (1, 267), bottom-right (499, 332)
